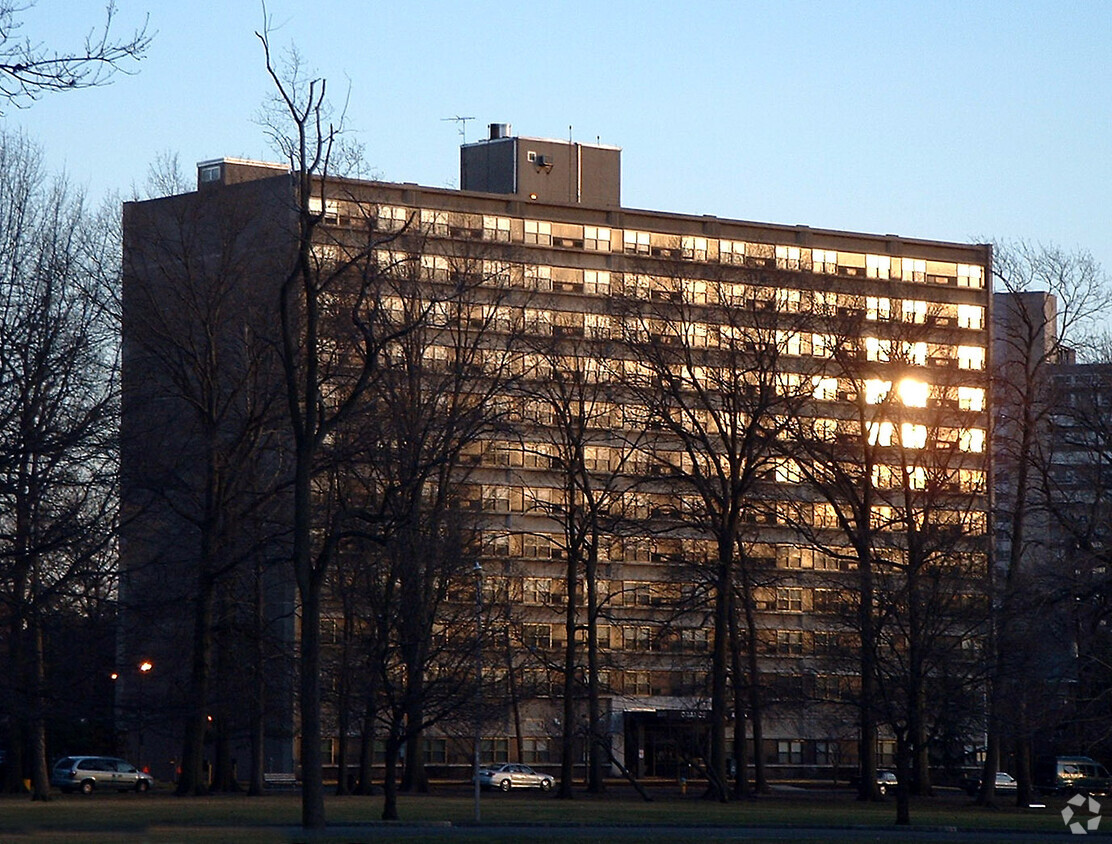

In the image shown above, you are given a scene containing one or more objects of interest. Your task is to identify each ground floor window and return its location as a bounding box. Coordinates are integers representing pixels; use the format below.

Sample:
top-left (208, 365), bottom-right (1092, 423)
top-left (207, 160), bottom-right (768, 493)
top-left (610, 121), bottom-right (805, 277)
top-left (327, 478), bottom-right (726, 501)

top-left (522, 738), bottom-right (550, 763)
top-left (425, 738), bottom-right (448, 763)
top-left (481, 738), bottom-right (509, 764)
top-left (777, 740), bottom-right (803, 765)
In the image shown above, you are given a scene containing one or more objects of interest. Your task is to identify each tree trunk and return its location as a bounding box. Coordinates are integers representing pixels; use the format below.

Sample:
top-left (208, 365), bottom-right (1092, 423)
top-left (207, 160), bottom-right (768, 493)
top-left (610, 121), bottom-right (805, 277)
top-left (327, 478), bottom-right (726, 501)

top-left (335, 687), bottom-right (350, 795)
top-left (738, 565), bottom-right (768, 795)
top-left (857, 541), bottom-right (880, 801)
top-left (29, 618), bottom-right (49, 801)
top-left (296, 512), bottom-right (325, 828)
top-left (585, 542), bottom-right (605, 794)
top-left (178, 575), bottom-right (215, 795)
top-left (505, 626), bottom-right (525, 764)
top-left (401, 695), bottom-right (428, 793)
top-left (894, 731), bottom-right (911, 825)
top-left (381, 733), bottom-right (400, 821)
top-left (728, 604), bottom-right (749, 799)
top-left (354, 670), bottom-right (379, 795)
top-left (1014, 731), bottom-right (1032, 807)
top-left (706, 541), bottom-right (732, 801)
top-left (558, 533), bottom-right (578, 798)
top-left (977, 697), bottom-right (1000, 805)
top-left (247, 562), bottom-right (266, 797)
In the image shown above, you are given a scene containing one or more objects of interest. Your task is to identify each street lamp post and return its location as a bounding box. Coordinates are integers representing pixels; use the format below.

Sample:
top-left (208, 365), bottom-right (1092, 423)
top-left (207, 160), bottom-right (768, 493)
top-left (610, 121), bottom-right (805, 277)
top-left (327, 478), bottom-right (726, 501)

top-left (473, 561), bottom-right (483, 823)
top-left (137, 661), bottom-right (153, 771)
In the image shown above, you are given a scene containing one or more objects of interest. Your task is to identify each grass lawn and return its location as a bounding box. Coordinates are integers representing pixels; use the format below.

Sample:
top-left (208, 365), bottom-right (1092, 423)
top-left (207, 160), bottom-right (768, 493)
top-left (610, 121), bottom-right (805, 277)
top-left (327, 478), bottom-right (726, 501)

top-left (0, 783), bottom-right (1075, 843)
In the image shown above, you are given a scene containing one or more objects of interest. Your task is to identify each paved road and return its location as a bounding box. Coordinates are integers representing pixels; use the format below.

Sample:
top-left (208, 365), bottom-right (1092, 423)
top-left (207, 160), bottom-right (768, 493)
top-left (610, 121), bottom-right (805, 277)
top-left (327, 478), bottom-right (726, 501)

top-left (281, 822), bottom-right (1080, 843)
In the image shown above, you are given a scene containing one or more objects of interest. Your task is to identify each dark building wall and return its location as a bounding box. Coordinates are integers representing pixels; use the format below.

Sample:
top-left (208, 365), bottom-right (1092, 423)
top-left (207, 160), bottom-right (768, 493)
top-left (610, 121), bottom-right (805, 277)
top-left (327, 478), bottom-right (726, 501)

top-left (459, 137), bottom-right (516, 196)
top-left (120, 175), bottom-right (299, 781)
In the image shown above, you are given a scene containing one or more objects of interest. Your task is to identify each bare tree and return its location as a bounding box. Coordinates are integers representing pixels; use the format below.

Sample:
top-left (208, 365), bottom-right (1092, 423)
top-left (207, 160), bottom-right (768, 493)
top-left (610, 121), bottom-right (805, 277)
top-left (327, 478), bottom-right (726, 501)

top-left (519, 326), bottom-right (638, 796)
top-left (257, 27), bottom-right (416, 828)
top-left (986, 242), bottom-right (1111, 806)
top-left (0, 130), bottom-right (118, 798)
top-left (616, 265), bottom-right (812, 801)
top-left (338, 245), bottom-right (521, 818)
top-left (0, 1), bottom-right (150, 111)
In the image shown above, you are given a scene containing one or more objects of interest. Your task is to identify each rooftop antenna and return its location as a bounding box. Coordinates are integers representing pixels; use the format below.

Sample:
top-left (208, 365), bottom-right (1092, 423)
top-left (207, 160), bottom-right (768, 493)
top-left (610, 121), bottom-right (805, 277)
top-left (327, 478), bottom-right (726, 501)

top-left (442, 115), bottom-right (475, 144)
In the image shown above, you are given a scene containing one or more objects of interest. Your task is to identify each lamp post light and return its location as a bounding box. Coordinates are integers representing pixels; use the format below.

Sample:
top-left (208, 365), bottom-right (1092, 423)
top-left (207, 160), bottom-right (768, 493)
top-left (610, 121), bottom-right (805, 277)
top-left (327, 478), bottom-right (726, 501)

top-left (473, 561), bottom-right (483, 823)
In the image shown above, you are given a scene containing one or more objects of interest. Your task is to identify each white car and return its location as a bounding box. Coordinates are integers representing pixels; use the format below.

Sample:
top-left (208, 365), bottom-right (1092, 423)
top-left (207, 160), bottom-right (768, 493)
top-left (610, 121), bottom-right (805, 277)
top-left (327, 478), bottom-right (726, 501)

top-left (477, 762), bottom-right (554, 792)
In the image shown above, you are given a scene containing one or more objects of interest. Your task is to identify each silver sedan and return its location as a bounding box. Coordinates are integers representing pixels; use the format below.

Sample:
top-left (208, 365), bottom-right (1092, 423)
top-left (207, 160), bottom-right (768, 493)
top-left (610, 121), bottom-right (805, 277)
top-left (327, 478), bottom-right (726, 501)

top-left (477, 763), bottom-right (555, 792)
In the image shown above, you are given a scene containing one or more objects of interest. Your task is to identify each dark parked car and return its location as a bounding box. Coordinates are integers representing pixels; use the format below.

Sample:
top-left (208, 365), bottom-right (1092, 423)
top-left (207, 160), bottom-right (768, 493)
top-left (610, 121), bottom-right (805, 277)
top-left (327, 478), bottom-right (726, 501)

top-left (51, 756), bottom-right (153, 794)
top-left (476, 763), bottom-right (554, 792)
top-left (962, 770), bottom-right (1017, 796)
top-left (876, 770), bottom-right (898, 796)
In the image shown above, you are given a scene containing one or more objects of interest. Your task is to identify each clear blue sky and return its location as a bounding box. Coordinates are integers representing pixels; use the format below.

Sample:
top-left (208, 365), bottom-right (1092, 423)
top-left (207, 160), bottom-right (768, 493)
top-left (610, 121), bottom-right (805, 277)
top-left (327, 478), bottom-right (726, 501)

top-left (7, 1), bottom-right (1112, 273)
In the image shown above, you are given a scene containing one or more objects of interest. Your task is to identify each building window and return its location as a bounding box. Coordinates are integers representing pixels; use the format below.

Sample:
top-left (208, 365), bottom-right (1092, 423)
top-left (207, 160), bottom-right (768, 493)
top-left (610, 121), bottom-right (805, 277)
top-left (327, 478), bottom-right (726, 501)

top-left (960, 427), bottom-right (985, 453)
top-left (525, 264), bottom-right (552, 290)
top-left (199, 164), bottom-right (221, 183)
top-left (958, 345), bottom-right (985, 370)
top-left (523, 578), bottom-right (552, 605)
top-left (902, 465), bottom-right (925, 490)
top-left (425, 738), bottom-right (448, 763)
top-left (872, 464), bottom-right (899, 489)
top-left (777, 587), bottom-right (804, 612)
top-left (867, 421), bottom-right (894, 447)
top-left (625, 671), bottom-right (651, 695)
top-left (897, 378), bottom-right (928, 408)
top-left (813, 249), bottom-right (837, 273)
top-left (522, 738), bottom-right (550, 763)
top-left (865, 337), bottom-right (890, 362)
top-left (867, 296), bottom-right (890, 320)
top-left (522, 534), bottom-right (555, 559)
top-left (867, 254), bottom-right (891, 279)
top-left (958, 386), bottom-right (985, 411)
top-left (522, 624), bottom-right (552, 650)
top-left (584, 269), bottom-right (610, 295)
top-left (584, 313), bottom-right (612, 339)
top-left (901, 299), bottom-right (927, 324)
top-left (623, 626), bottom-right (653, 651)
top-left (776, 630), bottom-right (804, 655)
top-left (420, 208), bottom-right (449, 236)
top-left (682, 236), bottom-right (708, 261)
top-left (775, 459), bottom-right (803, 484)
top-left (778, 740), bottom-right (804, 764)
top-left (720, 239), bottom-right (745, 264)
top-left (901, 341), bottom-right (928, 366)
top-left (584, 226), bottom-right (611, 251)
top-left (623, 230), bottom-right (651, 254)
top-left (902, 258), bottom-right (926, 282)
top-left (524, 219), bottom-right (552, 245)
top-left (377, 204), bottom-right (409, 230)
top-left (957, 304), bottom-right (984, 329)
top-left (482, 485), bottom-right (516, 512)
top-left (957, 264), bottom-right (984, 288)
top-left (309, 196), bottom-right (340, 225)
top-left (877, 740), bottom-right (896, 767)
top-left (776, 244), bottom-right (801, 270)
top-left (481, 738), bottom-right (509, 764)
top-left (864, 379), bottom-right (891, 404)
top-left (681, 628), bottom-right (709, 652)
top-left (813, 376), bottom-right (838, 401)
top-left (901, 423), bottom-right (928, 449)
top-left (482, 215), bottom-right (511, 241)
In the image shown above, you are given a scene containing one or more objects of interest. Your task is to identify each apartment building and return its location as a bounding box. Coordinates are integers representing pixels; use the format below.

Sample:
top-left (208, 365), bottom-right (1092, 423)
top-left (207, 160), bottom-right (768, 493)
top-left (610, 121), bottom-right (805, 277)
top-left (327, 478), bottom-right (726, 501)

top-left (121, 126), bottom-right (992, 783)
